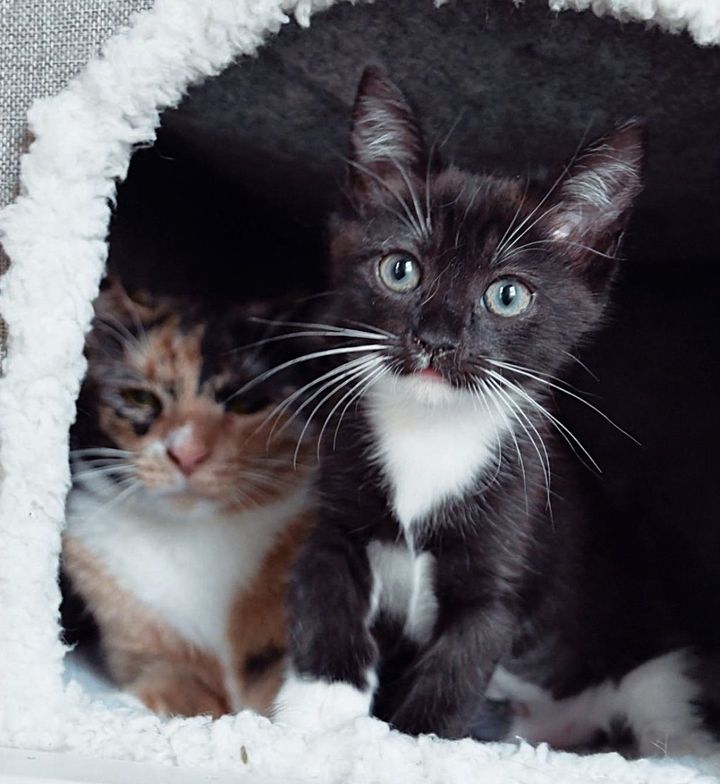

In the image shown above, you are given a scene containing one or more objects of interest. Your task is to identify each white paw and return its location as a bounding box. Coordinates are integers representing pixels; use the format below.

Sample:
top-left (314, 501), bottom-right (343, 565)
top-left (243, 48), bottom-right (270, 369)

top-left (272, 672), bottom-right (372, 732)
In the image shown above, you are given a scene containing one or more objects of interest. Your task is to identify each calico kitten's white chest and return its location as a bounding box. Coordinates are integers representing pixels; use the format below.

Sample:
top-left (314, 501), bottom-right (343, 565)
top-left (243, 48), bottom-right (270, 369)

top-left (366, 376), bottom-right (505, 528)
top-left (66, 488), bottom-right (300, 658)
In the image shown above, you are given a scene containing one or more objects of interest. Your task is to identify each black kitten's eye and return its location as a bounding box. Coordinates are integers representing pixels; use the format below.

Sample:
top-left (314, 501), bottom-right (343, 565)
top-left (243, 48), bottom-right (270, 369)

top-left (483, 279), bottom-right (534, 317)
top-left (378, 252), bottom-right (422, 293)
top-left (121, 388), bottom-right (161, 411)
top-left (227, 396), bottom-right (269, 416)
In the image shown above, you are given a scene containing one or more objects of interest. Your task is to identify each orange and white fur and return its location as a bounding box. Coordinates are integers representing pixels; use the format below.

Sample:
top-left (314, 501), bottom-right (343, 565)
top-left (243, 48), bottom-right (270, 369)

top-left (63, 280), bottom-right (313, 717)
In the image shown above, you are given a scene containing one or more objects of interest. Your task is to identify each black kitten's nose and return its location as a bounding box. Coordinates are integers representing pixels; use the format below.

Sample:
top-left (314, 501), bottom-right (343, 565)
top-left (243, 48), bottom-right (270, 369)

top-left (414, 333), bottom-right (455, 358)
top-left (415, 308), bottom-right (464, 355)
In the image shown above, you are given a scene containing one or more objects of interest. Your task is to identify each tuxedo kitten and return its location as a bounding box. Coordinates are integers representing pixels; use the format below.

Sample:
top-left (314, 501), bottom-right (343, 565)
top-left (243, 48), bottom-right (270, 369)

top-left (273, 67), bottom-right (716, 756)
top-left (63, 279), bottom-right (313, 717)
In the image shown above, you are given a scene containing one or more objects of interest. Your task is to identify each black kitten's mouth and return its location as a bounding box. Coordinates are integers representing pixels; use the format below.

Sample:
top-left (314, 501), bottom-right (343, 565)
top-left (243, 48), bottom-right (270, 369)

top-left (414, 367), bottom-right (445, 382)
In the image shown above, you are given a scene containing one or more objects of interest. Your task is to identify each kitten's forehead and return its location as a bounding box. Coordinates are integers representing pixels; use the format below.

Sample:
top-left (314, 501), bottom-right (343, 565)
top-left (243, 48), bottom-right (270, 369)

top-left (127, 316), bottom-right (206, 398)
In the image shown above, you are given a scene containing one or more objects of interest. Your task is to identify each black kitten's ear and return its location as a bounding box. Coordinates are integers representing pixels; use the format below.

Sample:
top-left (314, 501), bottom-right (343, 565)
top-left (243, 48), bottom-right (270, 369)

top-left (546, 121), bottom-right (644, 267)
top-left (349, 66), bottom-right (427, 195)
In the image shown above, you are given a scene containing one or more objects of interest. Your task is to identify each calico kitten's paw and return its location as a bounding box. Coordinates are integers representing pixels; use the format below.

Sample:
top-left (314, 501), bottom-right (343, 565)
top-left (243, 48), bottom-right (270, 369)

top-left (133, 673), bottom-right (228, 719)
top-left (273, 673), bottom-right (373, 732)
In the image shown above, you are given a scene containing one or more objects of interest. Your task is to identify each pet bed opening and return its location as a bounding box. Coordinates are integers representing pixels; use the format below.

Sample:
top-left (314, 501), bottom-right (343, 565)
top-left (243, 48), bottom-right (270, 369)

top-left (61, 0), bottom-right (720, 748)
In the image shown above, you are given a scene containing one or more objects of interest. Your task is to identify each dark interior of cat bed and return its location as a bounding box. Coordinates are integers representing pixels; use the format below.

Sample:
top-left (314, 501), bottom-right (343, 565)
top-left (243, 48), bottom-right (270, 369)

top-left (64, 0), bottom-right (720, 735)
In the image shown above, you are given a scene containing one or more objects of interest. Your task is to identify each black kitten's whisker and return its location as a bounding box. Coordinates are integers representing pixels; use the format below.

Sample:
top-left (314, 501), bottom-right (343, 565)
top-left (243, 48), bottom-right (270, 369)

top-left (494, 127), bottom-right (593, 261)
top-left (388, 153), bottom-right (431, 239)
top-left (469, 379), bottom-right (506, 494)
top-left (489, 359), bottom-right (640, 446)
top-left (345, 157), bottom-right (426, 240)
top-left (480, 378), bottom-right (531, 514)
top-left (293, 358), bottom-right (385, 466)
top-left (561, 350), bottom-right (599, 381)
top-left (337, 319), bottom-right (396, 339)
top-left (490, 371), bottom-right (601, 473)
top-left (485, 374), bottom-right (552, 514)
top-left (273, 356), bottom-right (382, 447)
top-left (494, 204), bottom-right (564, 264)
top-left (257, 356), bottom-right (378, 446)
top-left (231, 330), bottom-right (381, 353)
top-left (326, 361), bottom-right (390, 453)
top-left (493, 176), bottom-right (531, 261)
top-left (223, 344), bottom-right (386, 405)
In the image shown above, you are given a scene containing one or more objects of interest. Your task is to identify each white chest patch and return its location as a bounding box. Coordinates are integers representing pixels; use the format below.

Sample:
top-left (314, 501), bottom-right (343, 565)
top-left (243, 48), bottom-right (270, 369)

top-left (66, 485), bottom-right (303, 667)
top-left (366, 375), bottom-right (506, 528)
top-left (366, 540), bottom-right (438, 645)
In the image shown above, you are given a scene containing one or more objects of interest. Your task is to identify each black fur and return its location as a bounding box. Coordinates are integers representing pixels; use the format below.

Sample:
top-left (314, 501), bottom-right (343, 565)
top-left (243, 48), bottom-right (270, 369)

top-left (284, 69), bottom-right (691, 742)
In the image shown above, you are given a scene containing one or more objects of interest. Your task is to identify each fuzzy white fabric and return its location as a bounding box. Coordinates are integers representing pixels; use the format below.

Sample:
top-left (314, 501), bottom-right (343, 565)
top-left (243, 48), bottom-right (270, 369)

top-left (1, 0), bottom-right (719, 780)
top-left (550, 0), bottom-right (720, 45)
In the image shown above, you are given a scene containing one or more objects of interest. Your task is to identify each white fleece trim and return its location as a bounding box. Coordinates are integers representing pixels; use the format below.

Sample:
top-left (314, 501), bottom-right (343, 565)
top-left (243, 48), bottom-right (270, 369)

top-left (549, 0), bottom-right (720, 46)
top-left (0, 0), bottom-right (718, 779)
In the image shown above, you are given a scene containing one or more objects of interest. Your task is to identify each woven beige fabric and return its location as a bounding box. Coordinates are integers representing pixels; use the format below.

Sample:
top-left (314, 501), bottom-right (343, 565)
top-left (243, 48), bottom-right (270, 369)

top-left (0, 0), bottom-right (153, 348)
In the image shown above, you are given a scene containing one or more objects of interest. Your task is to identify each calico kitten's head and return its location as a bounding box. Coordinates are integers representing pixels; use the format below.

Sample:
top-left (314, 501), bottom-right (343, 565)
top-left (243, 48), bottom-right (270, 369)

top-left (328, 67), bottom-right (643, 405)
top-left (72, 279), bottom-right (309, 515)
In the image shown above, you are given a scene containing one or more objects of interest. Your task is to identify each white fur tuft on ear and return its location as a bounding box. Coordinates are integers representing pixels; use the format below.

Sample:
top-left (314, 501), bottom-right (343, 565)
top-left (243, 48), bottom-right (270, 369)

top-left (350, 66), bottom-right (427, 187)
top-left (547, 122), bottom-right (644, 249)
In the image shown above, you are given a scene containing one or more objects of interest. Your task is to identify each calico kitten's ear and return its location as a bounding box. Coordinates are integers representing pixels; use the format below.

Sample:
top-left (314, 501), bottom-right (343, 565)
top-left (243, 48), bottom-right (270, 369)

top-left (94, 274), bottom-right (164, 324)
top-left (545, 121), bottom-right (644, 275)
top-left (349, 66), bottom-right (428, 195)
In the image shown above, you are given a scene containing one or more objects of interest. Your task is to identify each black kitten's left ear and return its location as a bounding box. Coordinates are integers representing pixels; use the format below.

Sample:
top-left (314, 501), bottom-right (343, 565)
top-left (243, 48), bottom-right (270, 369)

top-left (349, 66), bottom-right (428, 194)
top-left (546, 121), bottom-right (645, 265)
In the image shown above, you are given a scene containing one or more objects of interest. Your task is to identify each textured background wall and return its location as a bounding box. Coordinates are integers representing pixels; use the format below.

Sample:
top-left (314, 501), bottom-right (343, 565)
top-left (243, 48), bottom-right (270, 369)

top-left (0, 0), bottom-right (153, 210)
top-left (0, 0), bottom-right (152, 347)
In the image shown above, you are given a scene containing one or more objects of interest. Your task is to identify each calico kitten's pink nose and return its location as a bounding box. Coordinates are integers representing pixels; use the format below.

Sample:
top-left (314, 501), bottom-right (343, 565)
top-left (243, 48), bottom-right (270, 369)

top-left (167, 442), bottom-right (209, 475)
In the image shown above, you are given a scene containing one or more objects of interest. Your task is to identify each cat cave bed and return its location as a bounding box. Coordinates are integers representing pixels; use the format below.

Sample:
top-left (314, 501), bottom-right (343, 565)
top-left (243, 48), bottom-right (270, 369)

top-left (2, 0), bottom-right (720, 781)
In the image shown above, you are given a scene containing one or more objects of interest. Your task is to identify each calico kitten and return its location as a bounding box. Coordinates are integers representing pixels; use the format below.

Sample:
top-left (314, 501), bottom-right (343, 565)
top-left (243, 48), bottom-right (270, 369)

top-left (63, 280), bottom-right (313, 717)
top-left (272, 68), bottom-right (715, 755)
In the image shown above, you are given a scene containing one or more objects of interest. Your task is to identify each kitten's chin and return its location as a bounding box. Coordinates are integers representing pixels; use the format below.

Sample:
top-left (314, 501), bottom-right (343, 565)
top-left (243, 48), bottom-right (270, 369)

top-left (381, 371), bottom-right (465, 407)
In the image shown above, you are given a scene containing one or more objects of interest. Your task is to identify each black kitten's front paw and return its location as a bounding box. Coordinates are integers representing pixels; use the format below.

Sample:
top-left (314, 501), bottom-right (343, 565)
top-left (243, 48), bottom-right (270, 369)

top-left (390, 696), bottom-right (511, 740)
top-left (468, 698), bottom-right (512, 742)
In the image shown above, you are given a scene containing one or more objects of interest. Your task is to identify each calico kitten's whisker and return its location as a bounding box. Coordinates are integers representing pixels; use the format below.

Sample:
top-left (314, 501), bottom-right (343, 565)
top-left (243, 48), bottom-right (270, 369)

top-left (488, 359), bottom-right (640, 446)
top-left (70, 447), bottom-right (134, 458)
top-left (223, 344), bottom-right (386, 405)
top-left (85, 479), bottom-right (142, 523)
top-left (73, 465), bottom-right (136, 481)
top-left (95, 314), bottom-right (145, 355)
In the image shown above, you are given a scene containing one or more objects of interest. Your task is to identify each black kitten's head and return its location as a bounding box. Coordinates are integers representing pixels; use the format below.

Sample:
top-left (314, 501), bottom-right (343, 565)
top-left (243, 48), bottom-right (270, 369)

top-left (328, 67), bottom-right (643, 404)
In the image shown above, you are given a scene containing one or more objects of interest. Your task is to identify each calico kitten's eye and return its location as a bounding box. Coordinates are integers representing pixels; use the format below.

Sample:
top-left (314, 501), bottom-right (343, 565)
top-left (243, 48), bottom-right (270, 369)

top-left (227, 396), bottom-right (269, 416)
top-left (378, 252), bottom-right (421, 293)
top-left (121, 388), bottom-right (161, 410)
top-left (483, 279), bottom-right (534, 317)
